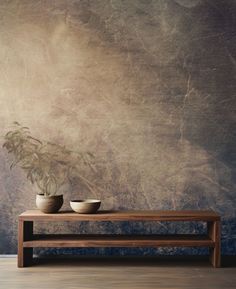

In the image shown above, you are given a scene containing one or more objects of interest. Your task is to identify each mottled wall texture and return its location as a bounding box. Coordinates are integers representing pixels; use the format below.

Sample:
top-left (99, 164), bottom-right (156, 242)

top-left (0, 0), bottom-right (236, 255)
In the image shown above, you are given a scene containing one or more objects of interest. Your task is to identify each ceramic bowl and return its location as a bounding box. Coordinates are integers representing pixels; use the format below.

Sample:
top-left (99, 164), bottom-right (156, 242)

top-left (70, 199), bottom-right (101, 214)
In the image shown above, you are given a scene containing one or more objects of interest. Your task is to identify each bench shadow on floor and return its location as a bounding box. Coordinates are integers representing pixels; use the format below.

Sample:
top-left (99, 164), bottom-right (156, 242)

top-left (32, 255), bottom-right (236, 268)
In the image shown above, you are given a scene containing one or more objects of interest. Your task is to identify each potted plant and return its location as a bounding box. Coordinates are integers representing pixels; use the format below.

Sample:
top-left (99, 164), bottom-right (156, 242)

top-left (3, 122), bottom-right (96, 213)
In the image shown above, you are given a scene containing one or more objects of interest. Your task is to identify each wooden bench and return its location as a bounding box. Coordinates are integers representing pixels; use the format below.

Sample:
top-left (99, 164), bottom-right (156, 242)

top-left (18, 210), bottom-right (221, 268)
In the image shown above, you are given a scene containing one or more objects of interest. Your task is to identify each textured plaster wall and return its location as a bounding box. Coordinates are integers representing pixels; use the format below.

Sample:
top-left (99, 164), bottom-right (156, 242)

top-left (0, 0), bottom-right (236, 255)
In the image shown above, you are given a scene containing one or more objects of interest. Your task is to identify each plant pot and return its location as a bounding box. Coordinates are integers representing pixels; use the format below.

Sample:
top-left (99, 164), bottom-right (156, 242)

top-left (36, 194), bottom-right (63, 213)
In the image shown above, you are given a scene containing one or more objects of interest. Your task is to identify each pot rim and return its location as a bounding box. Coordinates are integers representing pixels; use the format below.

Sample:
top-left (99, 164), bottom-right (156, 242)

top-left (37, 193), bottom-right (63, 199)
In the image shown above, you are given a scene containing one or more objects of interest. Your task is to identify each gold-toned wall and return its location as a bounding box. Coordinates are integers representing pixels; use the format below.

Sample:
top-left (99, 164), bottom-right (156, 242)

top-left (0, 0), bottom-right (236, 254)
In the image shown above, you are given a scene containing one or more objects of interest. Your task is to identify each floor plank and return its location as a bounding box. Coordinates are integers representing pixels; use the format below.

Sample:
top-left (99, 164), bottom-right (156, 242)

top-left (0, 257), bottom-right (235, 289)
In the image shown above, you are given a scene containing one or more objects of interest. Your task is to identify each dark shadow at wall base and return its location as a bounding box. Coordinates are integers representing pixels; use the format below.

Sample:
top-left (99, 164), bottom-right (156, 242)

top-left (31, 255), bottom-right (236, 268)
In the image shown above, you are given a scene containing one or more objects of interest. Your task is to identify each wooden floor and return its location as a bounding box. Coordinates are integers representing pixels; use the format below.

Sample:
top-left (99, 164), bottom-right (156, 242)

top-left (0, 256), bottom-right (236, 289)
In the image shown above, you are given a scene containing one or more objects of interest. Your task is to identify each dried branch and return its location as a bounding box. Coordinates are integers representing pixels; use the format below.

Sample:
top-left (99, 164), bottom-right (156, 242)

top-left (3, 122), bottom-right (97, 196)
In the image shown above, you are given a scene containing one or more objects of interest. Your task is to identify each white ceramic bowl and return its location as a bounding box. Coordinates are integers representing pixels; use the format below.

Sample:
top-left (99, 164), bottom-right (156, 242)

top-left (70, 199), bottom-right (101, 214)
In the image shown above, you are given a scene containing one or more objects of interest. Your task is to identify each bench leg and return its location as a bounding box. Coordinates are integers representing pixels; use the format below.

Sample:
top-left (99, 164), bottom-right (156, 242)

top-left (208, 221), bottom-right (221, 268)
top-left (18, 220), bottom-right (33, 268)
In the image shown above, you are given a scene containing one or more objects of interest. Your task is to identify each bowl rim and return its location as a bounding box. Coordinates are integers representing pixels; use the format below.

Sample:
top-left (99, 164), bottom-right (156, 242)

top-left (70, 199), bottom-right (101, 204)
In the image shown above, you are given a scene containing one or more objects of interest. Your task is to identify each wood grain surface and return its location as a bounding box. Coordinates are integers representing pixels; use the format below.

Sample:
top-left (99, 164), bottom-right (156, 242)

top-left (17, 210), bottom-right (221, 268)
top-left (23, 234), bottom-right (214, 248)
top-left (19, 210), bottom-right (220, 222)
top-left (1, 257), bottom-right (236, 289)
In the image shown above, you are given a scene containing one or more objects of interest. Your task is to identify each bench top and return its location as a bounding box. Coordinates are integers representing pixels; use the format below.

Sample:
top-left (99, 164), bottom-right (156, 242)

top-left (19, 210), bottom-right (220, 221)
